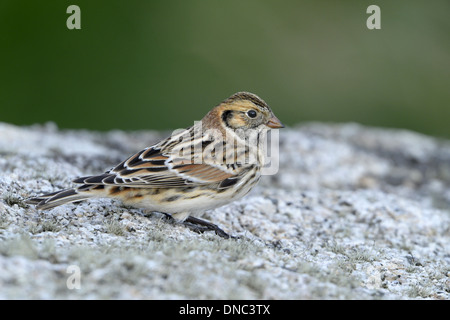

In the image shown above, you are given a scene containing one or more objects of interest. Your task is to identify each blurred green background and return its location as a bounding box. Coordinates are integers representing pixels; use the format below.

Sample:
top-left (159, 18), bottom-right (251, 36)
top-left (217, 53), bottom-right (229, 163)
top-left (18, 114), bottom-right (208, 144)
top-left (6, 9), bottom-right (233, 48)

top-left (1, 0), bottom-right (449, 137)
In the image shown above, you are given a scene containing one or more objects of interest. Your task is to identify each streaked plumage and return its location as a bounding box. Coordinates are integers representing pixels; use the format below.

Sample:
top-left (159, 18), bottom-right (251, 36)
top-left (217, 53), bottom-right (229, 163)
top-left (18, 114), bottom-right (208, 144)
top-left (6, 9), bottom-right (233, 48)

top-left (27, 92), bottom-right (284, 238)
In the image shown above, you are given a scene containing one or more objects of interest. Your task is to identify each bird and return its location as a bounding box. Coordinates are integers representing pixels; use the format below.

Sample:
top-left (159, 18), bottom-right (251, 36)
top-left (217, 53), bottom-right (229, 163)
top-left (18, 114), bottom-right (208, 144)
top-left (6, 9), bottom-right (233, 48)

top-left (26, 92), bottom-right (284, 238)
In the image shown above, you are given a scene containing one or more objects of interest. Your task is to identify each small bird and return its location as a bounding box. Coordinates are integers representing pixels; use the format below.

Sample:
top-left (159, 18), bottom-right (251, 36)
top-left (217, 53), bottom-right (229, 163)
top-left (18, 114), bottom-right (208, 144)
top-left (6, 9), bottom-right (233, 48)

top-left (27, 92), bottom-right (284, 238)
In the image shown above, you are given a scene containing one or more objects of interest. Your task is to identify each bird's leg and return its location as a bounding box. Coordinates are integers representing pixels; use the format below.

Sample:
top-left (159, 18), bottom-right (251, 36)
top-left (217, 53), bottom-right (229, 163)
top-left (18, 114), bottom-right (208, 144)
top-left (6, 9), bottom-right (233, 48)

top-left (182, 221), bottom-right (214, 235)
top-left (157, 212), bottom-right (235, 239)
top-left (160, 212), bottom-right (175, 222)
top-left (184, 216), bottom-right (234, 239)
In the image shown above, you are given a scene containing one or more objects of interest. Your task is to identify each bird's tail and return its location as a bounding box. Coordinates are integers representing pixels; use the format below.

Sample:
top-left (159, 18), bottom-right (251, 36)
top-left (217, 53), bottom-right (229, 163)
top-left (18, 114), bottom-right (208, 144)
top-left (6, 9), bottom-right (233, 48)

top-left (26, 188), bottom-right (94, 210)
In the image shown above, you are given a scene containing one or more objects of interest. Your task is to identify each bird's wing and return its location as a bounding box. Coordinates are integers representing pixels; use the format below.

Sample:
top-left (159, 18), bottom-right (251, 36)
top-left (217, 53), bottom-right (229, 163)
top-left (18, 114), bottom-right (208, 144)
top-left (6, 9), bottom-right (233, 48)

top-left (73, 128), bottom-right (245, 189)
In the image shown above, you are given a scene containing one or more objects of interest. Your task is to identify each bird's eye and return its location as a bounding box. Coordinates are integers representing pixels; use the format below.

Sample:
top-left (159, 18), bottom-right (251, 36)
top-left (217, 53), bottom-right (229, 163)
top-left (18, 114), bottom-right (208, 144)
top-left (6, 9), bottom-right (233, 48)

top-left (246, 110), bottom-right (257, 118)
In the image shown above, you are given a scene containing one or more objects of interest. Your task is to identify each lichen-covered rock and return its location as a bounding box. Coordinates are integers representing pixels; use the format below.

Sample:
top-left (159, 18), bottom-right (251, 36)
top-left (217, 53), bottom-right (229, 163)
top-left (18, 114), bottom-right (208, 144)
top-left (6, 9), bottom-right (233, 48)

top-left (0, 121), bottom-right (449, 299)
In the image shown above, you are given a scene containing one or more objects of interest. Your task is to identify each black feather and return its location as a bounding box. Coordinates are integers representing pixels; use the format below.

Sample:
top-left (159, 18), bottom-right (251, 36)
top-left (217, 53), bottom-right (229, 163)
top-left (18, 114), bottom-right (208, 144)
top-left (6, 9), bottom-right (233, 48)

top-left (83, 174), bottom-right (112, 184)
top-left (218, 178), bottom-right (238, 189)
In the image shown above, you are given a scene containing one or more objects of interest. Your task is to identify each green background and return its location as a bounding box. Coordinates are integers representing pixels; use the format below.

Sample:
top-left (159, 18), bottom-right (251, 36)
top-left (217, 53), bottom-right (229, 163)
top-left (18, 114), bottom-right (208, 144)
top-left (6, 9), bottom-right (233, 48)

top-left (1, 0), bottom-right (449, 137)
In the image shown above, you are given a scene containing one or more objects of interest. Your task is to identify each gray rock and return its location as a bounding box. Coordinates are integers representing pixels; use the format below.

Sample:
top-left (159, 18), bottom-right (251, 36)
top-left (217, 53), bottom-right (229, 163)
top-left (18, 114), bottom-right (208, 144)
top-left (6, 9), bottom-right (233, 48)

top-left (0, 121), bottom-right (449, 299)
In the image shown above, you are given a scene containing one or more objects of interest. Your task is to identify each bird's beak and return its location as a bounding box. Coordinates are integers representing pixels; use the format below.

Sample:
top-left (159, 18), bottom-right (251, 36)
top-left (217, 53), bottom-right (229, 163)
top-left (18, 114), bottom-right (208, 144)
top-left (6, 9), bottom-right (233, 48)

top-left (266, 115), bottom-right (285, 129)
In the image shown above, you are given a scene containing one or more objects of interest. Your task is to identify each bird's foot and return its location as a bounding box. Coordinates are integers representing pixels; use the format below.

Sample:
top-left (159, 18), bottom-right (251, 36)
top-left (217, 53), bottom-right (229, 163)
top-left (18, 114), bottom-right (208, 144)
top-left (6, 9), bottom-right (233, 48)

top-left (183, 216), bottom-right (237, 239)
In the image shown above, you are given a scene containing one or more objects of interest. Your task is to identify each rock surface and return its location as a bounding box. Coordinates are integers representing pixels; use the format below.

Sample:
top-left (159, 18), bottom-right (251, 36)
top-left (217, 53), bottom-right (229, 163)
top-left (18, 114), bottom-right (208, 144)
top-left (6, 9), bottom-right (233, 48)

top-left (0, 121), bottom-right (449, 299)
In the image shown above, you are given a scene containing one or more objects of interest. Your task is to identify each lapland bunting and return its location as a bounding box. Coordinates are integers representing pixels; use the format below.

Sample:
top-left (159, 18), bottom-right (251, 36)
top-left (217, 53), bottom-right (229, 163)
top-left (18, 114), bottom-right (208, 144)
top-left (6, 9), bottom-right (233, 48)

top-left (27, 92), bottom-right (284, 238)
